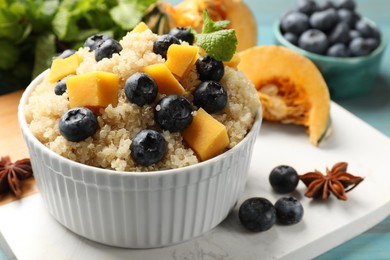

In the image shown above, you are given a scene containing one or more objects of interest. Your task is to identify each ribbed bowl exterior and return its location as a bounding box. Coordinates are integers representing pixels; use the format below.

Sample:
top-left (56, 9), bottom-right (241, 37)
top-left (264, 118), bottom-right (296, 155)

top-left (18, 71), bottom-right (262, 248)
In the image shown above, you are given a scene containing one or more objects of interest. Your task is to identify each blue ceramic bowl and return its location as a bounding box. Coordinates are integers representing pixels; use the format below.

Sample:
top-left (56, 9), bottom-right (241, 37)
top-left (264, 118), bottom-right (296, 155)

top-left (273, 19), bottom-right (387, 100)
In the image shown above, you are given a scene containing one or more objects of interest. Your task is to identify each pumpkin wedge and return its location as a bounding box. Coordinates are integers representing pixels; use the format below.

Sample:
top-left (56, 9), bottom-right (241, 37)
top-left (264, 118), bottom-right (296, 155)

top-left (238, 46), bottom-right (332, 146)
top-left (160, 0), bottom-right (257, 52)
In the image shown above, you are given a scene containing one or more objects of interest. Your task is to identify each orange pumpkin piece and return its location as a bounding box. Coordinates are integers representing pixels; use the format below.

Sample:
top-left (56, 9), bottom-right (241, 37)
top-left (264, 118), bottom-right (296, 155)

top-left (143, 63), bottom-right (186, 95)
top-left (66, 71), bottom-right (119, 110)
top-left (182, 108), bottom-right (229, 161)
top-left (238, 46), bottom-right (332, 146)
top-left (49, 54), bottom-right (83, 84)
top-left (132, 22), bottom-right (149, 33)
top-left (165, 44), bottom-right (199, 79)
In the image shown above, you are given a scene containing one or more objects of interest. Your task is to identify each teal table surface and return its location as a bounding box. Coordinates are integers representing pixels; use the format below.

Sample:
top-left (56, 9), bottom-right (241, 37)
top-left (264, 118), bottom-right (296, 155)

top-left (1, 1), bottom-right (389, 259)
top-left (245, 0), bottom-right (390, 259)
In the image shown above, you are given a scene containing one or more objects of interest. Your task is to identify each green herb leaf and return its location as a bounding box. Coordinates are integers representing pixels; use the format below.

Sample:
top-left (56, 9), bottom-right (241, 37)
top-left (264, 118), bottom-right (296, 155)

top-left (196, 29), bottom-right (237, 61)
top-left (201, 9), bottom-right (230, 34)
top-left (0, 39), bottom-right (20, 70)
top-left (32, 33), bottom-right (56, 78)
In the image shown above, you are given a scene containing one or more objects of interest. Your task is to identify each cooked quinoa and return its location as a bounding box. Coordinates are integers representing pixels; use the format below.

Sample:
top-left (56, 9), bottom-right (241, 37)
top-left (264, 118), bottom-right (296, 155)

top-left (25, 28), bottom-right (260, 172)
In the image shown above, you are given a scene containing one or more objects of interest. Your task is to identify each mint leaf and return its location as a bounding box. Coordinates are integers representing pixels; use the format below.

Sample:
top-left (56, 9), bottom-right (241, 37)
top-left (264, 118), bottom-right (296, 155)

top-left (110, 2), bottom-right (142, 30)
top-left (196, 29), bottom-right (237, 61)
top-left (201, 9), bottom-right (230, 34)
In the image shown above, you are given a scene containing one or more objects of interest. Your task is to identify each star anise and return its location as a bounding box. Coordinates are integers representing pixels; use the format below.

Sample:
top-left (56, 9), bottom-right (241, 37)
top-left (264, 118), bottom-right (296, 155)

top-left (299, 162), bottom-right (364, 201)
top-left (0, 156), bottom-right (33, 198)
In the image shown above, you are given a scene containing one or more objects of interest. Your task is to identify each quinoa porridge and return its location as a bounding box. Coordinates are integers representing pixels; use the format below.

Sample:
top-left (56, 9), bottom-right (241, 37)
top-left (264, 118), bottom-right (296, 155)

top-left (24, 27), bottom-right (260, 172)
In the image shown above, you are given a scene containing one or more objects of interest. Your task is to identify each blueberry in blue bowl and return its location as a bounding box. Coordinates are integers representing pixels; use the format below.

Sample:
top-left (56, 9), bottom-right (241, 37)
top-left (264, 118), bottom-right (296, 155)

top-left (274, 0), bottom-right (387, 99)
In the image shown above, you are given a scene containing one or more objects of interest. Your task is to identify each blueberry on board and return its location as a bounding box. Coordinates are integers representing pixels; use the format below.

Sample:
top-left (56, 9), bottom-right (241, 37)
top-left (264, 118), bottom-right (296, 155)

top-left (283, 32), bottom-right (299, 45)
top-left (280, 12), bottom-right (310, 35)
top-left (328, 22), bottom-right (350, 45)
top-left (274, 197), bottom-right (304, 225)
top-left (310, 8), bottom-right (339, 32)
top-left (169, 27), bottom-right (195, 45)
top-left (95, 39), bottom-right (122, 61)
top-left (327, 43), bottom-right (350, 57)
top-left (130, 129), bottom-right (167, 166)
top-left (269, 165), bottom-right (299, 194)
top-left (238, 197), bottom-right (276, 232)
top-left (355, 19), bottom-right (381, 39)
top-left (315, 1), bottom-right (334, 12)
top-left (154, 95), bottom-right (193, 132)
top-left (349, 37), bottom-right (373, 56)
top-left (333, 0), bottom-right (356, 11)
top-left (125, 72), bottom-right (158, 106)
top-left (196, 55), bottom-right (225, 82)
top-left (54, 78), bottom-right (67, 95)
top-left (84, 34), bottom-right (112, 51)
top-left (153, 34), bottom-right (181, 59)
top-left (298, 29), bottom-right (329, 54)
top-left (59, 107), bottom-right (98, 142)
top-left (193, 81), bottom-right (228, 114)
top-left (349, 29), bottom-right (361, 40)
top-left (297, 0), bottom-right (317, 15)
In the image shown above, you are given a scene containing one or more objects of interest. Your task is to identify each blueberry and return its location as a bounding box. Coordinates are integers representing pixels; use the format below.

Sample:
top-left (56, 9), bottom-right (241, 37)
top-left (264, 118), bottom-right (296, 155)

top-left (349, 29), bottom-right (361, 39)
top-left (298, 29), bottom-right (329, 54)
top-left (337, 9), bottom-right (359, 28)
top-left (54, 49), bottom-right (76, 59)
top-left (125, 72), bottom-right (157, 106)
top-left (283, 32), bottom-right (299, 45)
top-left (169, 27), bottom-right (195, 45)
top-left (59, 107), bottom-right (98, 142)
top-left (366, 38), bottom-right (380, 52)
top-left (355, 19), bottom-right (380, 39)
top-left (328, 22), bottom-right (350, 45)
top-left (54, 78), bottom-right (67, 95)
top-left (316, 1), bottom-right (334, 11)
top-left (274, 196), bottom-right (304, 225)
top-left (238, 197), bottom-right (276, 232)
top-left (95, 39), bottom-right (122, 61)
top-left (196, 55), bottom-right (224, 82)
top-left (193, 81), bottom-right (228, 114)
top-left (269, 165), bottom-right (299, 194)
top-left (153, 34), bottom-right (180, 59)
top-left (333, 0), bottom-right (356, 11)
top-left (327, 43), bottom-right (350, 57)
top-left (349, 37), bottom-right (373, 56)
top-left (280, 12), bottom-right (309, 35)
top-left (130, 129), bottom-right (167, 166)
top-left (310, 8), bottom-right (339, 32)
top-left (155, 95), bottom-right (193, 132)
top-left (297, 0), bottom-right (317, 15)
top-left (84, 34), bottom-right (112, 51)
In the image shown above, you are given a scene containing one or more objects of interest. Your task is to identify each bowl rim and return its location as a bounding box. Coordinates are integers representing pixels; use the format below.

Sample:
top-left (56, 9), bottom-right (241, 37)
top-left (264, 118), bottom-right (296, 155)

top-left (273, 17), bottom-right (387, 64)
top-left (18, 69), bottom-right (262, 178)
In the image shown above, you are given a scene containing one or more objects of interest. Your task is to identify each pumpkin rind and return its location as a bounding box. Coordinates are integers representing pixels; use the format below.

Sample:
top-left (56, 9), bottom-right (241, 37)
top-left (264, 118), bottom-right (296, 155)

top-left (238, 45), bottom-right (332, 146)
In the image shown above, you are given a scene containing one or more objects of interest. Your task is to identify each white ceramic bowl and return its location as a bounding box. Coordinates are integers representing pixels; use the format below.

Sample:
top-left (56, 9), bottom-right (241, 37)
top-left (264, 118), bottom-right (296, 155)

top-left (18, 70), bottom-right (262, 248)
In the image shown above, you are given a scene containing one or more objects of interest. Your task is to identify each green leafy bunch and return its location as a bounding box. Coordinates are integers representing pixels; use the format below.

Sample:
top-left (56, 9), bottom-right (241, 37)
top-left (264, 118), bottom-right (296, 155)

top-left (0, 0), bottom-right (156, 94)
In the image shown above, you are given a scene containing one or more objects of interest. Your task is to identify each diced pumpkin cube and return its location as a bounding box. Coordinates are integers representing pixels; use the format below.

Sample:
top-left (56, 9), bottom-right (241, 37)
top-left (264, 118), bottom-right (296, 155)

top-left (132, 22), bottom-right (149, 33)
top-left (49, 54), bottom-right (82, 83)
top-left (165, 44), bottom-right (199, 79)
top-left (66, 71), bottom-right (119, 110)
top-left (143, 63), bottom-right (185, 95)
top-left (182, 108), bottom-right (229, 161)
top-left (223, 52), bottom-right (240, 68)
